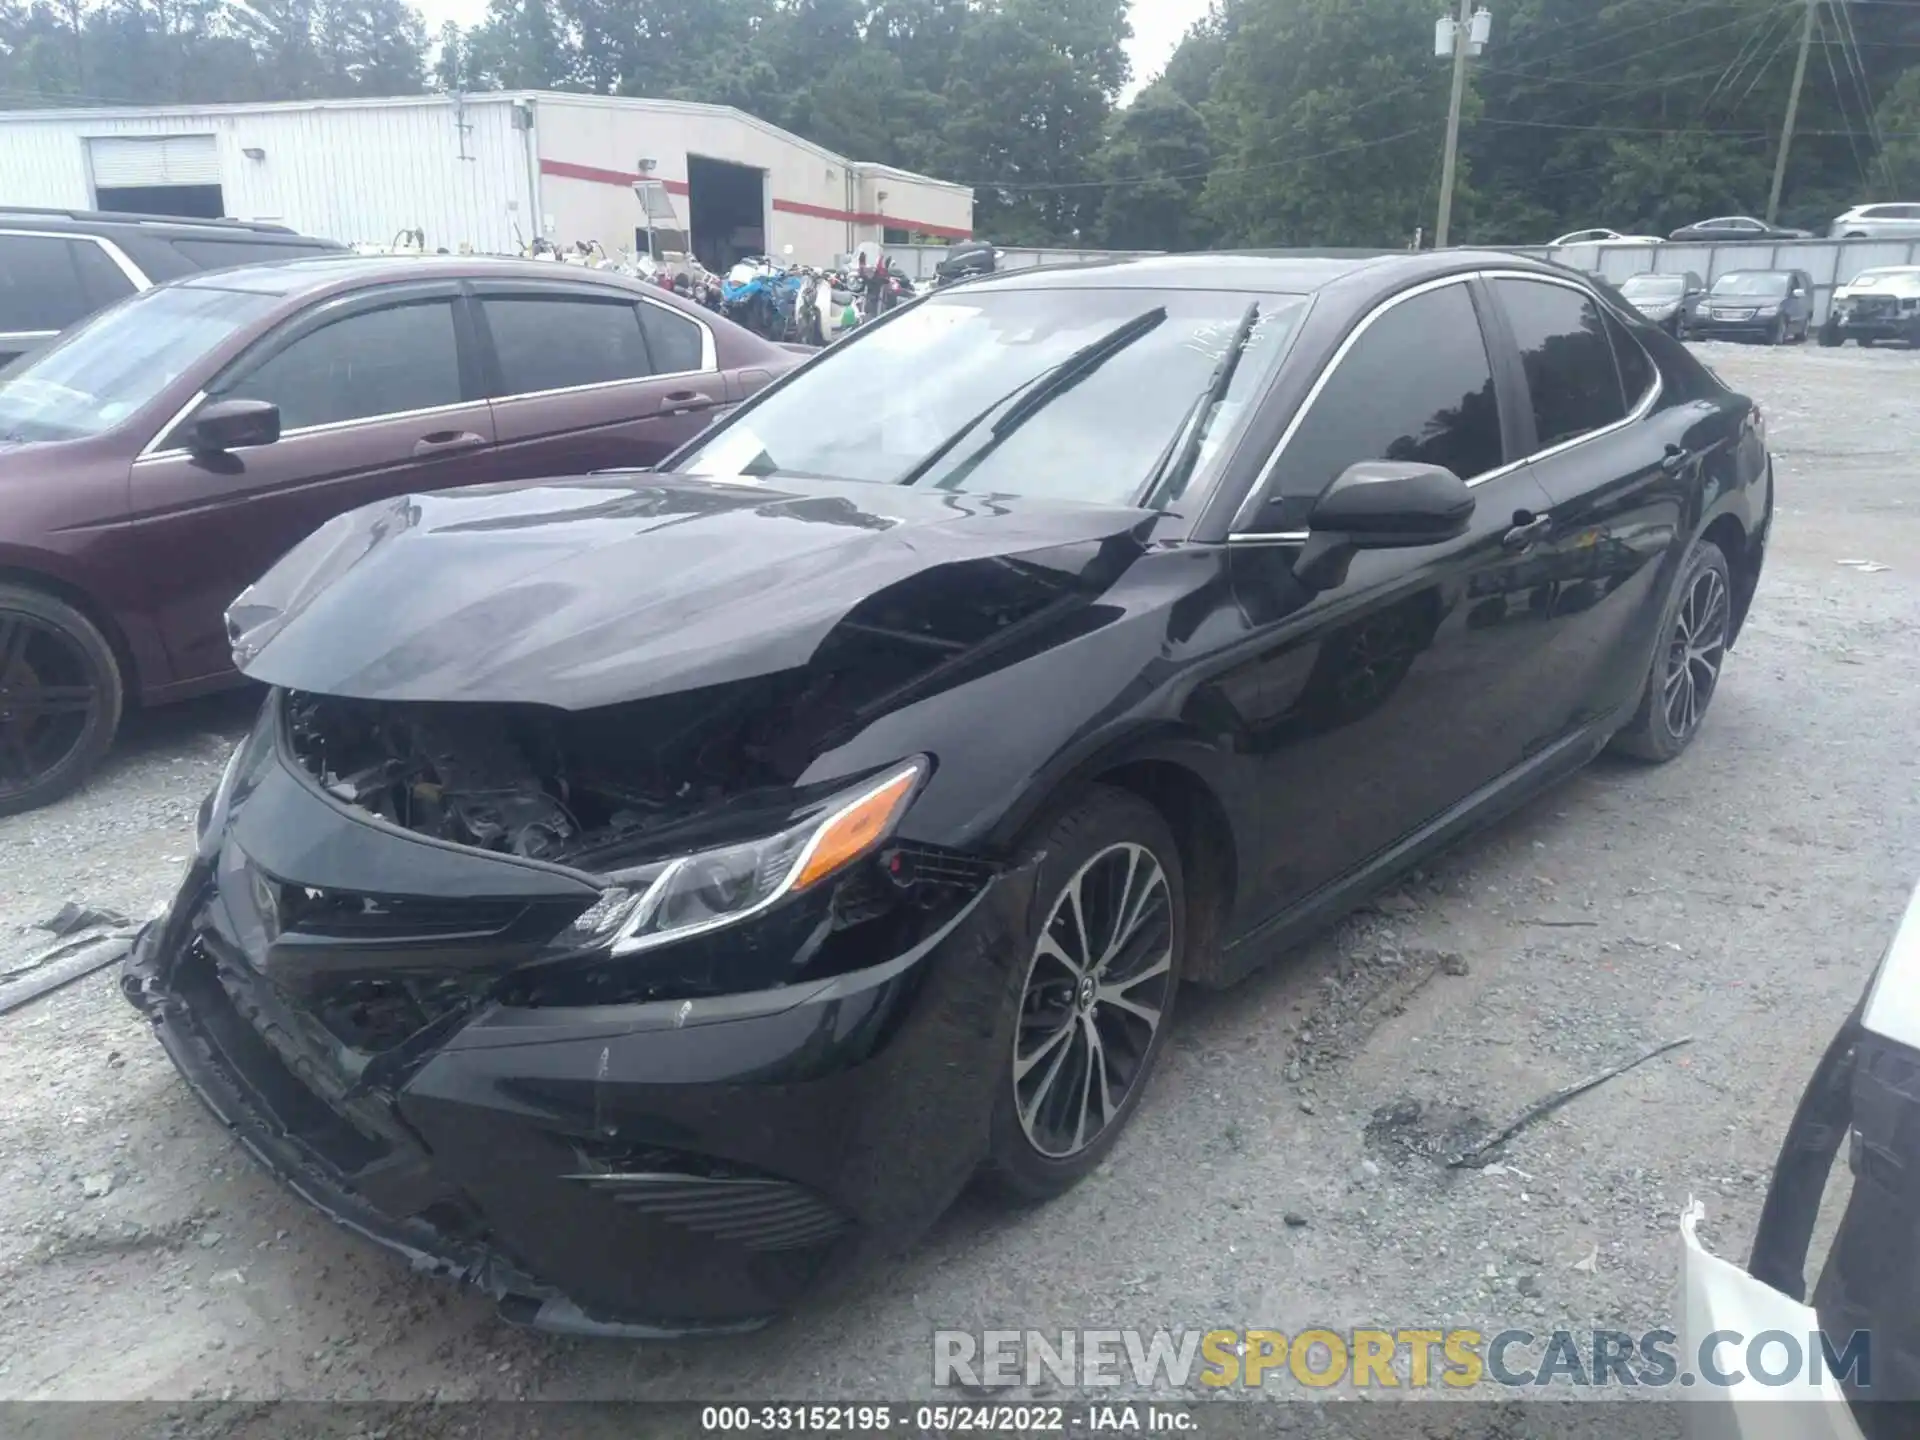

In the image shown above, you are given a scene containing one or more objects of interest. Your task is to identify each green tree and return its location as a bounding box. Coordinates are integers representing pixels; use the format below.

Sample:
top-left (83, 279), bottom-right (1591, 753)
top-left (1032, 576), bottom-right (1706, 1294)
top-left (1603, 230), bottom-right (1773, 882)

top-left (1093, 81), bottom-right (1212, 249)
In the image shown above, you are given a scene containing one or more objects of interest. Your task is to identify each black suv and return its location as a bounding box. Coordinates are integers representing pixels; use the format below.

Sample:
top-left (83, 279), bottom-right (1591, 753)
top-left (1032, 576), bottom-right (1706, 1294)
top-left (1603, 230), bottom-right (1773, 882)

top-left (0, 208), bottom-right (346, 365)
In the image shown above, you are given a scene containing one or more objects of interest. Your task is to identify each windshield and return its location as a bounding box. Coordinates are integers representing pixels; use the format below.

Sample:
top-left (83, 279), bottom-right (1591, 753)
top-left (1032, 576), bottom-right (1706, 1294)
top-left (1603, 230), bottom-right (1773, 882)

top-left (0, 283), bottom-right (277, 443)
top-left (1621, 275), bottom-right (1685, 298)
top-left (1711, 272), bottom-right (1790, 298)
top-left (675, 286), bottom-right (1306, 509)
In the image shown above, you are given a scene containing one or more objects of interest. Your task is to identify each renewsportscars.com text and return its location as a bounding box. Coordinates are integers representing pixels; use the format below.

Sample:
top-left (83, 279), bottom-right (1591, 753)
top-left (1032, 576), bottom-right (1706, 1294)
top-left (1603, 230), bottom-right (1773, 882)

top-left (933, 1327), bottom-right (1873, 1391)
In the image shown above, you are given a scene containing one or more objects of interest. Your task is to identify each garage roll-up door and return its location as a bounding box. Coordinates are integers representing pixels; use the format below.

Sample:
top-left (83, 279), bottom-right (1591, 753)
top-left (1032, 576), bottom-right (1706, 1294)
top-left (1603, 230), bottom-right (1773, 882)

top-left (87, 135), bottom-right (220, 187)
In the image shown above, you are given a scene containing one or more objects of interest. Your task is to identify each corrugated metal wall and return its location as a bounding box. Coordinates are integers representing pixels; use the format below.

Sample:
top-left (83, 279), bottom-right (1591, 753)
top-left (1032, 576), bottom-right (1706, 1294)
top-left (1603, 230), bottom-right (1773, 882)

top-left (0, 98), bottom-right (535, 253)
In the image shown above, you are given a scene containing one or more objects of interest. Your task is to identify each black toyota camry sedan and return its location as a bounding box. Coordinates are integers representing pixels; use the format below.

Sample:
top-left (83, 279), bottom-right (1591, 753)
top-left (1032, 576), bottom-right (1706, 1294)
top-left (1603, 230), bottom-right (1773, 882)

top-left (123, 251), bottom-right (1772, 1337)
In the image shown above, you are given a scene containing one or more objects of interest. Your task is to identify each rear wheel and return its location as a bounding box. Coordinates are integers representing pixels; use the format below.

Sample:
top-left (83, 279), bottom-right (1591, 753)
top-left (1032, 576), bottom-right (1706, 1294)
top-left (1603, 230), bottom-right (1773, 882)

top-left (982, 787), bottom-right (1185, 1202)
top-left (0, 584), bottom-right (124, 816)
top-left (1610, 540), bottom-right (1731, 764)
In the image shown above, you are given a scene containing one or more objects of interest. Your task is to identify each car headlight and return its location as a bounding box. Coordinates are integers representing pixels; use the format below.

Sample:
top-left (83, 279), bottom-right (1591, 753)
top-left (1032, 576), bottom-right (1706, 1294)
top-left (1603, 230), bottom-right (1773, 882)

top-left (558, 759), bottom-right (926, 957)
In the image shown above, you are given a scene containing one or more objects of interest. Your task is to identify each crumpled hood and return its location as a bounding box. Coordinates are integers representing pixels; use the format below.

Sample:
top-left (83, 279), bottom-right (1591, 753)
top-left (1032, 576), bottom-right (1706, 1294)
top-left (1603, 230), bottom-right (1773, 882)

top-left (230, 473), bottom-right (1155, 709)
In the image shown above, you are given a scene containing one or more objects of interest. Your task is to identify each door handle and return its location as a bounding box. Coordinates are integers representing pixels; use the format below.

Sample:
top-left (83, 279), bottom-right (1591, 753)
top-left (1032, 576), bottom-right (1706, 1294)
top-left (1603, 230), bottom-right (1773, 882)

top-left (661, 390), bottom-right (715, 416)
top-left (1502, 510), bottom-right (1552, 551)
top-left (413, 430), bottom-right (487, 456)
top-left (1660, 443), bottom-right (1693, 475)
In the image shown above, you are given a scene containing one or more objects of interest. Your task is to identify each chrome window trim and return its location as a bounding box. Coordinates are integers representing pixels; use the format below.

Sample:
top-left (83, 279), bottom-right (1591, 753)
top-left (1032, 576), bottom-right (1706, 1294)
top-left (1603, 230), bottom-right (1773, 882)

top-left (0, 329), bottom-right (59, 342)
top-left (134, 397), bottom-right (485, 465)
top-left (1228, 267), bottom-right (1662, 540)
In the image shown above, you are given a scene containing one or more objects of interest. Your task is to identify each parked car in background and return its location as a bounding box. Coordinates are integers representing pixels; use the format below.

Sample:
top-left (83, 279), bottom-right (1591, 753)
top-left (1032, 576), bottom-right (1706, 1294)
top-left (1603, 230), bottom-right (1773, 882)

top-left (1828, 202), bottom-right (1920, 240)
top-left (0, 207), bottom-right (346, 366)
top-left (1669, 215), bottom-right (1812, 242)
top-left (1689, 269), bottom-right (1814, 344)
top-left (1618, 270), bottom-right (1706, 337)
top-left (0, 255), bottom-right (799, 814)
top-left (123, 250), bottom-right (1772, 1337)
top-left (1820, 266), bottom-right (1920, 347)
top-left (1549, 228), bottom-right (1663, 247)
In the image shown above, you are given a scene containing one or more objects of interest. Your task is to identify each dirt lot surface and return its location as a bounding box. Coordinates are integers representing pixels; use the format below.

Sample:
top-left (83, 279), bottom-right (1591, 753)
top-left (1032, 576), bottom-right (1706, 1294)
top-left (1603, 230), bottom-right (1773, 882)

top-left (1, 342), bottom-right (1916, 1421)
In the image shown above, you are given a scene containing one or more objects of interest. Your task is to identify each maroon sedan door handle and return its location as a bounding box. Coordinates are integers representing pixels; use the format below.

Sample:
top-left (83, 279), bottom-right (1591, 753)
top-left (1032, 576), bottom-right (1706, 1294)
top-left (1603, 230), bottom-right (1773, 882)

top-left (412, 430), bottom-right (488, 457)
top-left (661, 390), bottom-right (715, 417)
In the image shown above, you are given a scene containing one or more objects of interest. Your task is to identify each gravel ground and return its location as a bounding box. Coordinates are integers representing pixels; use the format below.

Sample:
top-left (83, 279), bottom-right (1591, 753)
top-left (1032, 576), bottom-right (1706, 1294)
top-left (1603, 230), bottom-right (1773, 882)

top-left (1, 341), bottom-right (1916, 1420)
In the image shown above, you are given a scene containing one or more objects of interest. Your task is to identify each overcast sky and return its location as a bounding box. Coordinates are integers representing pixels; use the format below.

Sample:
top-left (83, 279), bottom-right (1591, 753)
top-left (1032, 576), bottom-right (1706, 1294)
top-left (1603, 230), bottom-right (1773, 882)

top-left (412, 0), bottom-right (1214, 103)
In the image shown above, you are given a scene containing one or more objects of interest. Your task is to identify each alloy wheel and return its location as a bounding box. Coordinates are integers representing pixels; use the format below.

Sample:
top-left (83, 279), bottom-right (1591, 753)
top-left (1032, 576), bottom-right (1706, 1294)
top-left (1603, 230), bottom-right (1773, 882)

top-left (0, 611), bottom-right (103, 803)
top-left (1660, 565), bottom-right (1729, 742)
top-left (1012, 842), bottom-right (1174, 1159)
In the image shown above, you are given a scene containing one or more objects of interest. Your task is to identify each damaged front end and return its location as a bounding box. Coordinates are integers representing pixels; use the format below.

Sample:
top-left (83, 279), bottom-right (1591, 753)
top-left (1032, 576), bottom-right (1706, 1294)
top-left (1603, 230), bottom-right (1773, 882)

top-left (120, 684), bottom-right (1011, 1334)
top-left (123, 472), bottom-right (1151, 1332)
top-left (1680, 881), bottom-right (1920, 1438)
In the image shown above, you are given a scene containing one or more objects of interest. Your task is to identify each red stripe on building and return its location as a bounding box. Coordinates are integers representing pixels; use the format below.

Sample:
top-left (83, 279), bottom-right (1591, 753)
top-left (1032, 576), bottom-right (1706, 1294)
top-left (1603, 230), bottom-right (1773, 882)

top-left (772, 195), bottom-right (970, 239)
top-left (540, 158), bottom-right (689, 193)
top-left (538, 157), bottom-right (969, 239)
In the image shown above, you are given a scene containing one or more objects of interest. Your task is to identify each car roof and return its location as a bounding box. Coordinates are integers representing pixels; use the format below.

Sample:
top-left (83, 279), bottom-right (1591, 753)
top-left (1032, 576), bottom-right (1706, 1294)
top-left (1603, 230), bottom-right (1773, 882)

top-left (0, 206), bottom-right (324, 241)
top-left (173, 253), bottom-right (664, 298)
top-left (941, 249), bottom-right (1574, 297)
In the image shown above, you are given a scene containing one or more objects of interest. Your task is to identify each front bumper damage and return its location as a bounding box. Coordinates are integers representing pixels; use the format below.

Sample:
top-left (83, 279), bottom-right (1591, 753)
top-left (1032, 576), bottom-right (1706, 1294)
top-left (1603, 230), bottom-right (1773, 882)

top-left (1680, 882), bottom-right (1920, 1438)
top-left (122, 699), bottom-right (1032, 1337)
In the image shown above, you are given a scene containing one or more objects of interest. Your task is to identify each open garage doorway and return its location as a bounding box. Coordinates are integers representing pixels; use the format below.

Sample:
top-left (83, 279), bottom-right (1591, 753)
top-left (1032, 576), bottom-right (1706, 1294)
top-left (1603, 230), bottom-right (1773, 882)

top-left (686, 155), bottom-right (765, 273)
top-left (88, 136), bottom-right (225, 219)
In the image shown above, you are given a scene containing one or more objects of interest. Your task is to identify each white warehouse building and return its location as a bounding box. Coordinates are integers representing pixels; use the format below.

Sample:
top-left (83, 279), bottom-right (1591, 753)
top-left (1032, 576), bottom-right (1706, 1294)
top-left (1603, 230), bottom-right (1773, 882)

top-left (0, 91), bottom-right (974, 271)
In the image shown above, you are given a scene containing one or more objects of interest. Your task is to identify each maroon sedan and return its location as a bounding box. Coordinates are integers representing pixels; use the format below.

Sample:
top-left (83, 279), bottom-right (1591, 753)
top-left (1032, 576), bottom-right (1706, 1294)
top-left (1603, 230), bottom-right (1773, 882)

top-left (0, 255), bottom-right (800, 814)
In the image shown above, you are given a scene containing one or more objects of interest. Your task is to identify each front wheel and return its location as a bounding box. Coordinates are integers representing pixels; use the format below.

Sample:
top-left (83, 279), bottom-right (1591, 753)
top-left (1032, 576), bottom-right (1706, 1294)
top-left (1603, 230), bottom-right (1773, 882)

top-left (981, 786), bottom-right (1185, 1202)
top-left (1609, 540), bottom-right (1732, 764)
top-left (1818, 322), bottom-right (1842, 347)
top-left (0, 584), bottom-right (125, 816)
top-left (1767, 314), bottom-right (1787, 346)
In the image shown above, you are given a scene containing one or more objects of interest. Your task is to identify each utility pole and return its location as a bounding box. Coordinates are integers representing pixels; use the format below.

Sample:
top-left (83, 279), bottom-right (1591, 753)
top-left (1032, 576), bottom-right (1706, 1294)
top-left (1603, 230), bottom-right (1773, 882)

top-left (1767, 0), bottom-right (1817, 225)
top-left (1435, 0), bottom-right (1482, 248)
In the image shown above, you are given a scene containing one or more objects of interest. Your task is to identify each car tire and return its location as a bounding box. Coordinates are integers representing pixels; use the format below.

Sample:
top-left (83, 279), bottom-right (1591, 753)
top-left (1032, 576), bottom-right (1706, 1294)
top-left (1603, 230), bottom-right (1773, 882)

top-left (1818, 322), bottom-right (1842, 347)
top-left (981, 785), bottom-right (1186, 1203)
top-left (1860, 336), bottom-right (1877, 349)
top-left (1609, 539), bottom-right (1732, 764)
top-left (1767, 314), bottom-right (1787, 346)
top-left (0, 583), bottom-right (124, 817)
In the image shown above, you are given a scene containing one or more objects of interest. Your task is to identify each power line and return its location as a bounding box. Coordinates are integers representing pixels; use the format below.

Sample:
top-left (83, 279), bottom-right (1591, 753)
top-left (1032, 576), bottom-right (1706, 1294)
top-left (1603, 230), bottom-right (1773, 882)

top-left (968, 128), bottom-right (1430, 194)
top-left (1814, 5), bottom-right (1876, 186)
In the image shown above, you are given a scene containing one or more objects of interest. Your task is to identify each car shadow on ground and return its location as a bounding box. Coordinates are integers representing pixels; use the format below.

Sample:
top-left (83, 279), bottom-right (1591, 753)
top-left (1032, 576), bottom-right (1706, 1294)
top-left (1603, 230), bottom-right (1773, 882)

top-left (89, 686), bottom-right (261, 789)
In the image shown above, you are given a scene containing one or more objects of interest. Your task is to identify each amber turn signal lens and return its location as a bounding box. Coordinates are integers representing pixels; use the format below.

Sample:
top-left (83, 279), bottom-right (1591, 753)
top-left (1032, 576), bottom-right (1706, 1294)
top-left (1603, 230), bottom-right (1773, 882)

top-left (792, 766), bottom-right (921, 891)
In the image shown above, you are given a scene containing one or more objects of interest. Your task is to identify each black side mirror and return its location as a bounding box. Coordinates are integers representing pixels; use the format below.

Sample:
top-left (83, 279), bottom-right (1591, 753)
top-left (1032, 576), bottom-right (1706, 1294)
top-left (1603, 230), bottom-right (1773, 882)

top-left (191, 398), bottom-right (280, 454)
top-left (1295, 461), bottom-right (1475, 592)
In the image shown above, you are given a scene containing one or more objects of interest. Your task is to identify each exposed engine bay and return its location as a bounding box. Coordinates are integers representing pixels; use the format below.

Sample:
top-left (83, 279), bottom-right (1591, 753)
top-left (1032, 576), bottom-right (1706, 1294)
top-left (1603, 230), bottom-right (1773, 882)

top-left (283, 552), bottom-right (1105, 871)
top-left (285, 686), bottom-right (806, 870)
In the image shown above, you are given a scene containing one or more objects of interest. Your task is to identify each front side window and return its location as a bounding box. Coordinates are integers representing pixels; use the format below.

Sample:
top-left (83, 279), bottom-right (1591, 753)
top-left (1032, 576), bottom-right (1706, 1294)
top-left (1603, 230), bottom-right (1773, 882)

top-left (0, 281), bottom-right (278, 443)
top-left (70, 241), bottom-right (137, 310)
top-left (224, 299), bottom-right (462, 431)
top-left (0, 235), bottom-right (93, 333)
top-left (676, 286), bottom-right (1306, 510)
top-left (482, 295), bottom-right (651, 396)
top-left (1261, 281), bottom-right (1502, 518)
top-left (1493, 279), bottom-right (1627, 451)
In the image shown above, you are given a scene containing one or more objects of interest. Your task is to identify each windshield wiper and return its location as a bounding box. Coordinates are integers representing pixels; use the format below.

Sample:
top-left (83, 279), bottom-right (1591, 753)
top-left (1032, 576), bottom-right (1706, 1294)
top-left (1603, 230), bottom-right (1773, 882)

top-left (1138, 300), bottom-right (1260, 509)
top-left (892, 306), bottom-right (1168, 490)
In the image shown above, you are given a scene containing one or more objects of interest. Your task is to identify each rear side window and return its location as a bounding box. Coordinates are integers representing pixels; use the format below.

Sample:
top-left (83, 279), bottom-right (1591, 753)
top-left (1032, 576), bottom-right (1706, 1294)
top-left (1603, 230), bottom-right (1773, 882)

top-left (482, 295), bottom-right (651, 395)
top-left (1601, 308), bottom-right (1656, 407)
top-left (0, 235), bottom-right (93, 332)
top-left (1492, 279), bottom-right (1627, 452)
top-left (1265, 281), bottom-right (1503, 513)
top-left (638, 301), bottom-right (704, 373)
top-left (226, 299), bottom-right (463, 430)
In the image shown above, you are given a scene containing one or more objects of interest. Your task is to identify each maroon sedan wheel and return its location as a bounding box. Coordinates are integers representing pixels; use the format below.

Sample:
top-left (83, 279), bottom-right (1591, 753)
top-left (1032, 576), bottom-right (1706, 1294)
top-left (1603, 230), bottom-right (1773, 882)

top-left (0, 585), bottom-right (123, 816)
